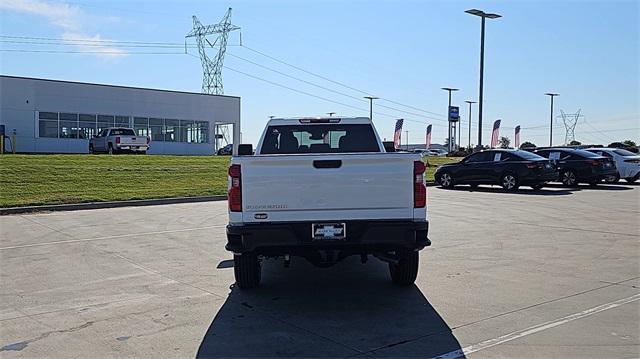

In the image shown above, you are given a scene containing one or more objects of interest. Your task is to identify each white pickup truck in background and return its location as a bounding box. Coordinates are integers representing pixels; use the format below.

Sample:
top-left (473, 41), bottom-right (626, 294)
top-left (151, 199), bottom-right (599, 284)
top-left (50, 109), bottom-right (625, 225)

top-left (89, 127), bottom-right (149, 155)
top-left (226, 117), bottom-right (430, 288)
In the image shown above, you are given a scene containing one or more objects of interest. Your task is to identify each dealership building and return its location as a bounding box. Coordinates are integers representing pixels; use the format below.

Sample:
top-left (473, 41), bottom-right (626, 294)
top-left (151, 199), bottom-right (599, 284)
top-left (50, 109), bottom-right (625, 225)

top-left (0, 76), bottom-right (241, 155)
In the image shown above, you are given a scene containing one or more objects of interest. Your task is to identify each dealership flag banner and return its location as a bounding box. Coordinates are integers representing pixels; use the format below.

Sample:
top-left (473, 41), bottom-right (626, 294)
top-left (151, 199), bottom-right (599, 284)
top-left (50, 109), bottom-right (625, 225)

top-left (490, 119), bottom-right (501, 148)
top-left (393, 119), bottom-right (404, 149)
top-left (426, 124), bottom-right (432, 149)
top-left (515, 125), bottom-right (521, 148)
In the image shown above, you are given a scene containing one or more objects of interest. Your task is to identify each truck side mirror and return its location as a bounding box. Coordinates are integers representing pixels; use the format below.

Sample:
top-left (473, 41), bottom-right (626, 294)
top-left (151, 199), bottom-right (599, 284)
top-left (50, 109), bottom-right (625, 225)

top-left (383, 141), bottom-right (395, 153)
top-left (238, 144), bottom-right (253, 156)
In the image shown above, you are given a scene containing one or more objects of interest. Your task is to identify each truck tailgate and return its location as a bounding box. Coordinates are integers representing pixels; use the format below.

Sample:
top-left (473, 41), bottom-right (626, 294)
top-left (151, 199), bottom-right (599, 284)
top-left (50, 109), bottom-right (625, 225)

top-left (120, 136), bottom-right (146, 146)
top-left (238, 154), bottom-right (417, 223)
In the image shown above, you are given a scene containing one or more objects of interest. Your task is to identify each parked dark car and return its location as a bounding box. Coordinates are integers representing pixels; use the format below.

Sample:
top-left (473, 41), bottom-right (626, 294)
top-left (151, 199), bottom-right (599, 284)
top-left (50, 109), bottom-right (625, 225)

top-left (434, 149), bottom-right (557, 191)
top-left (217, 144), bottom-right (233, 156)
top-left (533, 148), bottom-right (617, 186)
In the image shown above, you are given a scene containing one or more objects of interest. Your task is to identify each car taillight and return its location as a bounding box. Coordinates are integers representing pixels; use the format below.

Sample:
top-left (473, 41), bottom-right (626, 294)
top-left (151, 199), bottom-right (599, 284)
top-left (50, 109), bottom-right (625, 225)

top-left (414, 161), bottom-right (426, 208)
top-left (228, 164), bottom-right (242, 212)
top-left (588, 159), bottom-right (600, 166)
top-left (115, 136), bottom-right (120, 144)
top-left (526, 162), bottom-right (538, 169)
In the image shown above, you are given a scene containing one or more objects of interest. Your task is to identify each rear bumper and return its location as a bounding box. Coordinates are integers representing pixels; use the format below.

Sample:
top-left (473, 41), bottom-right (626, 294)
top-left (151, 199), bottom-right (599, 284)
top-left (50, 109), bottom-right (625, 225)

top-left (583, 168), bottom-right (618, 181)
top-left (520, 171), bottom-right (558, 184)
top-left (226, 220), bottom-right (430, 254)
top-left (116, 145), bottom-right (148, 151)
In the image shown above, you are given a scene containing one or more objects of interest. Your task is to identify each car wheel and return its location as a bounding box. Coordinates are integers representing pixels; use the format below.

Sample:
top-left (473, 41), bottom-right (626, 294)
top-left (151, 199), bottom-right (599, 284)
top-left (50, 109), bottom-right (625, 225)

top-left (500, 173), bottom-right (519, 191)
top-left (604, 174), bottom-right (620, 183)
top-left (108, 144), bottom-right (114, 155)
top-left (439, 172), bottom-right (454, 189)
top-left (561, 169), bottom-right (578, 187)
top-left (389, 251), bottom-right (419, 286)
top-left (89, 144), bottom-right (95, 154)
top-left (234, 253), bottom-right (261, 289)
top-left (531, 184), bottom-right (544, 191)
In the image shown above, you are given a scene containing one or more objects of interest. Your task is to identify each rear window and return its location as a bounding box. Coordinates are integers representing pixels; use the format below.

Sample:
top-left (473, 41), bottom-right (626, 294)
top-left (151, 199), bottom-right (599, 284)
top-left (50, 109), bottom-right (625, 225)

top-left (110, 128), bottom-right (136, 136)
top-left (260, 124), bottom-right (380, 154)
top-left (613, 149), bottom-right (636, 156)
top-left (513, 150), bottom-right (546, 160)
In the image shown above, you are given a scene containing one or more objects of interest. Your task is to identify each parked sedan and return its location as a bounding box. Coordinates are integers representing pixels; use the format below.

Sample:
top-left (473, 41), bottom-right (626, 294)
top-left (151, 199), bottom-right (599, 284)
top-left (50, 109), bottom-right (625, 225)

top-left (534, 148), bottom-right (617, 186)
top-left (584, 148), bottom-right (640, 183)
top-left (434, 149), bottom-right (557, 191)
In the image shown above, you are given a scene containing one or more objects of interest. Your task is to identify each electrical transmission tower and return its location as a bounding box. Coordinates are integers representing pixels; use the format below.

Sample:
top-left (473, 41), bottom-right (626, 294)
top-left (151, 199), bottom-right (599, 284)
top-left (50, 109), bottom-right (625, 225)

top-left (186, 8), bottom-right (240, 151)
top-left (186, 8), bottom-right (240, 95)
top-left (558, 109), bottom-right (583, 144)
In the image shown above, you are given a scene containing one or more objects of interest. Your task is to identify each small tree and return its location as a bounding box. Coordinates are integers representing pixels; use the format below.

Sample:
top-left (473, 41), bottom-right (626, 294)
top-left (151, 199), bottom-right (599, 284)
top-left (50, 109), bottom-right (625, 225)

top-left (519, 141), bottom-right (536, 150)
top-left (497, 136), bottom-right (511, 149)
top-left (623, 139), bottom-right (637, 147)
top-left (569, 140), bottom-right (582, 146)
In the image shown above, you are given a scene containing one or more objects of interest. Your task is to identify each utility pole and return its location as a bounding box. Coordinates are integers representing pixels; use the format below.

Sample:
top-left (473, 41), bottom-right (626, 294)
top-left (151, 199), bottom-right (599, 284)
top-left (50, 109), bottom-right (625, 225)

top-left (545, 93), bottom-right (559, 146)
top-left (465, 100), bottom-right (476, 149)
top-left (465, 9), bottom-right (501, 149)
top-left (441, 87), bottom-right (459, 152)
top-left (364, 96), bottom-right (378, 121)
top-left (405, 130), bottom-right (409, 150)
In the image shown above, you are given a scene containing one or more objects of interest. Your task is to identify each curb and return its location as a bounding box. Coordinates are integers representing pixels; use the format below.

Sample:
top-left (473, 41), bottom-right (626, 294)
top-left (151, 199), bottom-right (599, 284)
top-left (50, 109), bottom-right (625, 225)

top-left (0, 195), bottom-right (227, 216)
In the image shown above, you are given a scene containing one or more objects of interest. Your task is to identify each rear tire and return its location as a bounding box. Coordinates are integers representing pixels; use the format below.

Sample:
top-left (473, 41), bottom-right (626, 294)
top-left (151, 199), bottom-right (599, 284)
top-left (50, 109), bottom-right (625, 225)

top-left (108, 144), bottom-right (114, 155)
top-left (500, 173), bottom-right (519, 191)
top-left (234, 253), bottom-right (261, 289)
top-left (89, 144), bottom-right (95, 154)
top-left (561, 169), bottom-right (578, 187)
top-left (604, 174), bottom-right (620, 183)
top-left (438, 172), bottom-right (454, 189)
top-left (389, 251), bottom-right (419, 286)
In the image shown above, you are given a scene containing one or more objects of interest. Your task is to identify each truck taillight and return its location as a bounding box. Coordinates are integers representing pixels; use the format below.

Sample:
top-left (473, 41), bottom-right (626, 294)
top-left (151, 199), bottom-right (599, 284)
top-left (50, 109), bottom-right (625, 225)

top-left (228, 164), bottom-right (242, 212)
top-left (115, 136), bottom-right (120, 144)
top-left (414, 161), bottom-right (426, 208)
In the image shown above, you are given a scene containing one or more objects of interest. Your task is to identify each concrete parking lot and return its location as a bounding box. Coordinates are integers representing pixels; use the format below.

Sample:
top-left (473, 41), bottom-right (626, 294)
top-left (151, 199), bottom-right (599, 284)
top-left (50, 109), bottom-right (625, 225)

top-left (1, 183), bottom-right (639, 358)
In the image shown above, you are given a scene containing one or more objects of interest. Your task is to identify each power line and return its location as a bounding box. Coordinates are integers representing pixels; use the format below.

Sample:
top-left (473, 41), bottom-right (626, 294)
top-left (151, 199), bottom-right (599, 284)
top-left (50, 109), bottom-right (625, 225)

top-left (0, 49), bottom-right (182, 54)
top-left (240, 44), bottom-right (446, 118)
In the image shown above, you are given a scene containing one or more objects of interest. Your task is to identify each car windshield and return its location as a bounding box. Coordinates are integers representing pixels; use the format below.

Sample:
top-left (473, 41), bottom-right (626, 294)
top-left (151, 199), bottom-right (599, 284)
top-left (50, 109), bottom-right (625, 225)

top-left (260, 124), bottom-right (380, 154)
top-left (613, 149), bottom-right (637, 156)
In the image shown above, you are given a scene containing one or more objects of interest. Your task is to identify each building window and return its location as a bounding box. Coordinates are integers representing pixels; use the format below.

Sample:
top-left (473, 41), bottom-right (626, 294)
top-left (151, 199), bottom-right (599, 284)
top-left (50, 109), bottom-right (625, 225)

top-left (59, 113), bottom-right (78, 139)
top-left (134, 117), bottom-right (148, 137)
top-left (180, 120), bottom-right (194, 143)
top-left (38, 112), bottom-right (58, 138)
top-left (194, 121), bottom-right (209, 143)
top-left (115, 115), bottom-right (130, 127)
top-left (79, 114), bottom-right (96, 139)
top-left (149, 118), bottom-right (164, 142)
top-left (164, 119), bottom-right (180, 142)
top-left (97, 115), bottom-right (114, 133)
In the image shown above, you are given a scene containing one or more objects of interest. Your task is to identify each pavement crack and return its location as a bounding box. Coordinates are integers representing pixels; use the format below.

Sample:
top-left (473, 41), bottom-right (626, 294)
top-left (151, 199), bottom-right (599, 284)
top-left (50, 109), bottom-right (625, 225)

top-left (0, 321), bottom-right (93, 352)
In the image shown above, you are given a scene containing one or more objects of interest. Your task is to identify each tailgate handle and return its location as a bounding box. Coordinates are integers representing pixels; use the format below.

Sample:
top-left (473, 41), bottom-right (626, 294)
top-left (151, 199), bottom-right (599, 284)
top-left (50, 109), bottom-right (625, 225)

top-left (313, 160), bottom-right (342, 169)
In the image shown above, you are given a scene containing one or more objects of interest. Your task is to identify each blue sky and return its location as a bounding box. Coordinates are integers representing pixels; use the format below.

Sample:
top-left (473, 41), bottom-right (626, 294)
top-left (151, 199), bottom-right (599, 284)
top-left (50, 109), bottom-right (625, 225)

top-left (1, 0), bottom-right (638, 146)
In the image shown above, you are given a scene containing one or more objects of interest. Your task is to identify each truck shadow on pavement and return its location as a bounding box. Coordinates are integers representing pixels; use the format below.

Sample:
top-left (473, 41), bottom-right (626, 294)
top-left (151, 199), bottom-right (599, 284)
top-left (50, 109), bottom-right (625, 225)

top-left (198, 256), bottom-right (464, 358)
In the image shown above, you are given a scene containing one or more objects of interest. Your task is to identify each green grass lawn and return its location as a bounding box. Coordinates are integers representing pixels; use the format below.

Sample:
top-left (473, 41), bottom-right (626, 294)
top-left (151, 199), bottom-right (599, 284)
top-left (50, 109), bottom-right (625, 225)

top-left (0, 154), bottom-right (462, 208)
top-left (0, 154), bottom-right (231, 208)
top-left (424, 156), bottom-right (461, 183)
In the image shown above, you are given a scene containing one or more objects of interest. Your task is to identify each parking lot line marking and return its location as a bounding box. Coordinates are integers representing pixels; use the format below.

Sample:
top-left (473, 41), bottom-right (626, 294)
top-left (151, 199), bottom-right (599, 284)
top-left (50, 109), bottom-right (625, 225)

top-left (0, 225), bottom-right (225, 250)
top-left (430, 293), bottom-right (640, 359)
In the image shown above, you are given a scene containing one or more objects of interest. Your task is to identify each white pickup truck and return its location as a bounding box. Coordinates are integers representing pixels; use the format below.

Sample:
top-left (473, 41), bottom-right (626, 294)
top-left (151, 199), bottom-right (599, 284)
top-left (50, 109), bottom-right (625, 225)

top-left (226, 117), bottom-right (430, 288)
top-left (89, 127), bottom-right (149, 155)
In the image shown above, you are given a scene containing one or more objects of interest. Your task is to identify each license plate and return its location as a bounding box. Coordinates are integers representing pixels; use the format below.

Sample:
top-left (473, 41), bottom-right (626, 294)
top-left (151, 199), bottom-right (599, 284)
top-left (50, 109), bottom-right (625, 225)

top-left (312, 223), bottom-right (346, 240)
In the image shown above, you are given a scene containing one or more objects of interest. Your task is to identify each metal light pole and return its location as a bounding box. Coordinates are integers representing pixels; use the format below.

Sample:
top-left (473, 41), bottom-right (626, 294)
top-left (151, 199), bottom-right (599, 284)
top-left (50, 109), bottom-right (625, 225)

top-left (405, 130), bottom-right (409, 150)
top-left (545, 93), bottom-right (559, 146)
top-left (441, 87), bottom-right (459, 152)
top-left (465, 9), bottom-right (501, 149)
top-left (465, 100), bottom-right (477, 149)
top-left (364, 96), bottom-right (378, 121)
